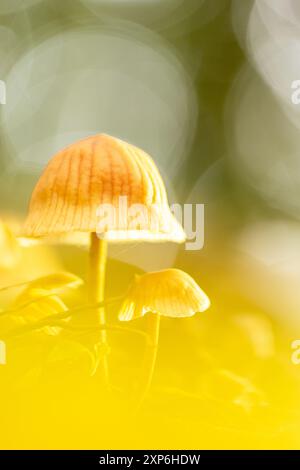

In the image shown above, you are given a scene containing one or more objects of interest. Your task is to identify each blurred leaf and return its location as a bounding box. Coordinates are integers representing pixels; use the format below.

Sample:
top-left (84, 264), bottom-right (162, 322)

top-left (26, 272), bottom-right (82, 291)
top-left (13, 288), bottom-right (69, 336)
top-left (0, 271), bottom-right (83, 293)
top-left (200, 369), bottom-right (267, 413)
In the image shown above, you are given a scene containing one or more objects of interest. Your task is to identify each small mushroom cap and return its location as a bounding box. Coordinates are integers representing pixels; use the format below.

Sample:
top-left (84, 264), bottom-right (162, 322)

top-left (119, 268), bottom-right (210, 321)
top-left (20, 134), bottom-right (185, 243)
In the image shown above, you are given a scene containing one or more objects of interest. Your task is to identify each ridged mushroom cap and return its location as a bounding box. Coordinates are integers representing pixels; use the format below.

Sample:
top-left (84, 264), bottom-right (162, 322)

top-left (119, 268), bottom-right (210, 321)
top-left (20, 134), bottom-right (185, 243)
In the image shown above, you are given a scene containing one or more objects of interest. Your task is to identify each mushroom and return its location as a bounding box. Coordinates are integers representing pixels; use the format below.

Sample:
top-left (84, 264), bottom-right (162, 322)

top-left (20, 134), bottom-right (186, 383)
top-left (118, 268), bottom-right (210, 400)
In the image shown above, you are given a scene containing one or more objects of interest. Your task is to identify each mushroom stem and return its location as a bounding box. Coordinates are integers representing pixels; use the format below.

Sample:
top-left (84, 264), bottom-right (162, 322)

top-left (137, 313), bottom-right (160, 406)
top-left (88, 232), bottom-right (109, 385)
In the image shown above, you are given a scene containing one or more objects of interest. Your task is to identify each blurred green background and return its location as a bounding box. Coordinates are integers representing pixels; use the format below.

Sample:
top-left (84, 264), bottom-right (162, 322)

top-left (0, 0), bottom-right (244, 210)
top-left (1, 0), bottom-right (300, 324)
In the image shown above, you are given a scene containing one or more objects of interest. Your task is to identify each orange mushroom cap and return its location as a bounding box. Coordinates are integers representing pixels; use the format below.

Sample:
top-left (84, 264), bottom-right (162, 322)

top-left (119, 268), bottom-right (210, 321)
top-left (20, 134), bottom-right (185, 244)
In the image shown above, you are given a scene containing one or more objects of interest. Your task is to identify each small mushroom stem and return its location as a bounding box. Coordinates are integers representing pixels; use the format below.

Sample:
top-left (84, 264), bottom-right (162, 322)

top-left (137, 313), bottom-right (160, 406)
top-left (88, 232), bottom-right (109, 385)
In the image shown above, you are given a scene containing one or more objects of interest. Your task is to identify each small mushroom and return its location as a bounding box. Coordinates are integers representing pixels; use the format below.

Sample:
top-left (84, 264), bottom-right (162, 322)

top-left (118, 268), bottom-right (210, 400)
top-left (21, 134), bottom-right (186, 383)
